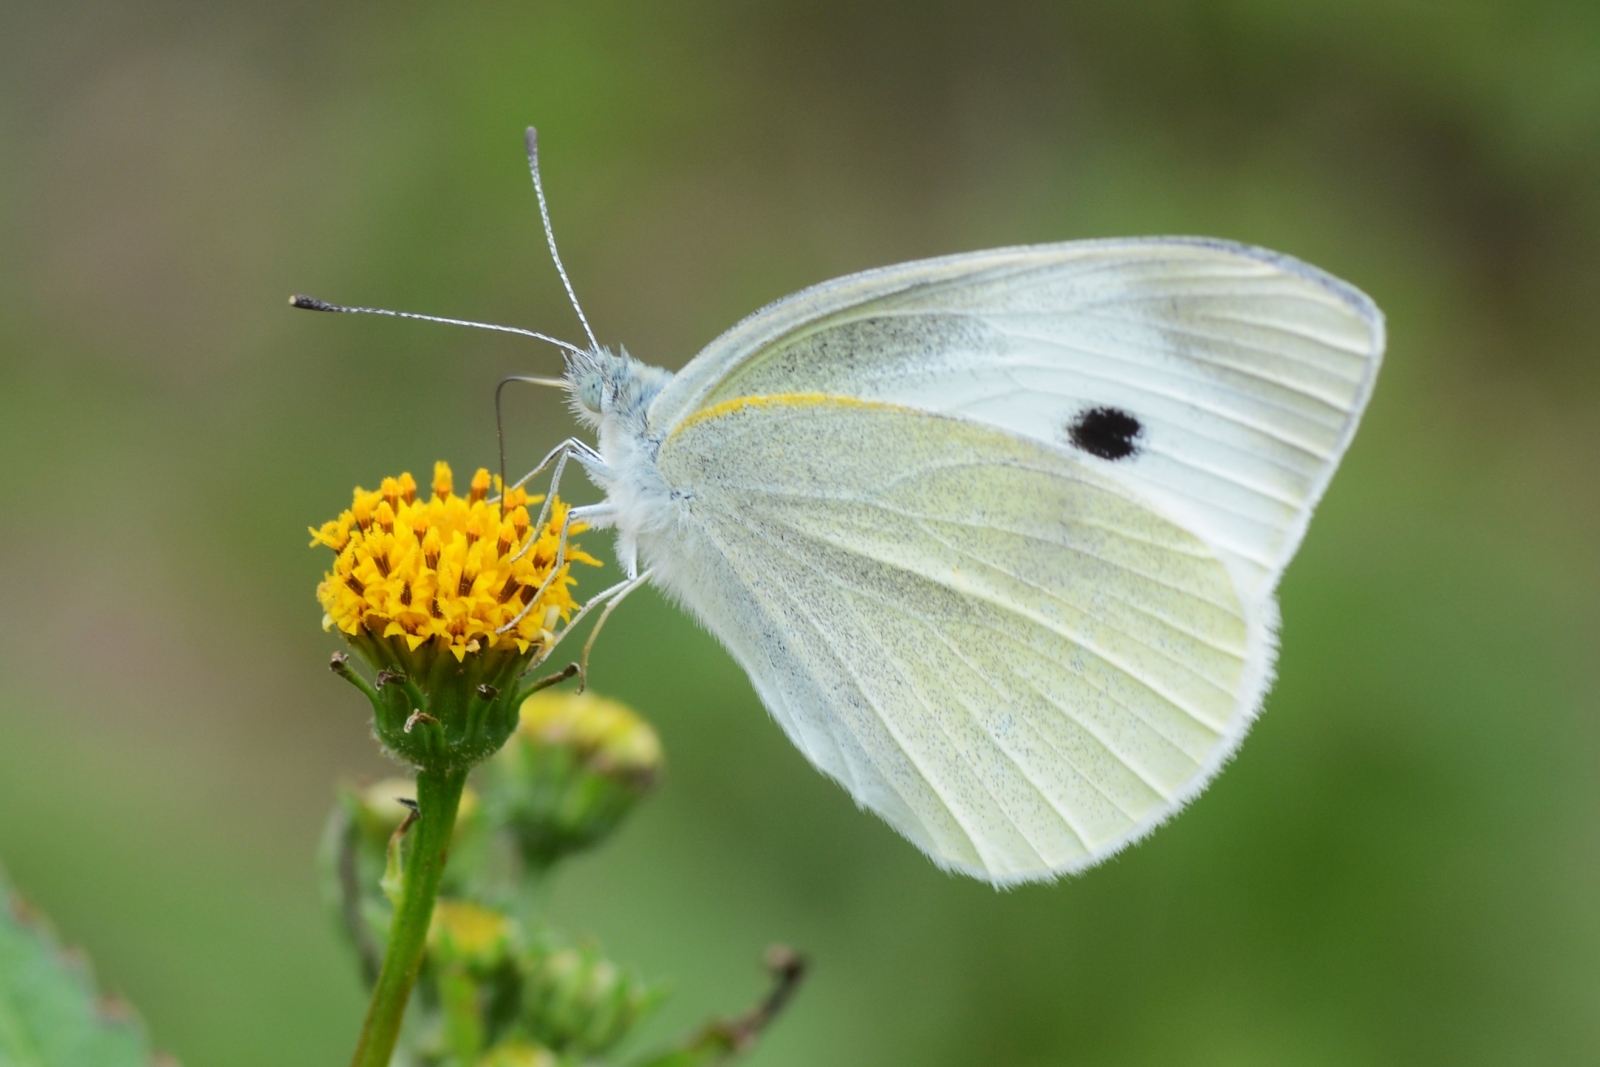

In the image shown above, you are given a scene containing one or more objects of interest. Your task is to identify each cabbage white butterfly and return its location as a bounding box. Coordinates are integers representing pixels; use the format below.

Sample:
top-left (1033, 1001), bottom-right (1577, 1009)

top-left (297, 130), bottom-right (1383, 885)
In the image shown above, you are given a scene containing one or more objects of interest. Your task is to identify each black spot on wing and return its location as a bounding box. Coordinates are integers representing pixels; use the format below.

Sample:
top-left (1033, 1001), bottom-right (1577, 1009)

top-left (1068, 406), bottom-right (1142, 460)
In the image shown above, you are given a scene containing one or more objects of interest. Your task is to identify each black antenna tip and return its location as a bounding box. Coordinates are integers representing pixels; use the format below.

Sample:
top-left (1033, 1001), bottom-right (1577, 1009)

top-left (289, 294), bottom-right (340, 312)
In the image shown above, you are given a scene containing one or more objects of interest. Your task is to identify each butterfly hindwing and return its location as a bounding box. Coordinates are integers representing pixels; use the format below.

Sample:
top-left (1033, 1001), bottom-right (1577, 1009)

top-left (650, 396), bottom-right (1265, 883)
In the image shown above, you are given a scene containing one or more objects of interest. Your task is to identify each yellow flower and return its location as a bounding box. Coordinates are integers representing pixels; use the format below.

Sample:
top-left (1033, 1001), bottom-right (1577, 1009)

top-left (311, 462), bottom-right (599, 662)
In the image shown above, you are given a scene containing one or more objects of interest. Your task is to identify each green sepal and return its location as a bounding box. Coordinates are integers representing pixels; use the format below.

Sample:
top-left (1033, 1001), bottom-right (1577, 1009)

top-left (380, 809), bottom-right (414, 908)
top-left (510, 663), bottom-right (581, 707)
top-left (330, 652), bottom-right (383, 713)
top-left (0, 865), bottom-right (161, 1067)
top-left (338, 632), bottom-right (556, 774)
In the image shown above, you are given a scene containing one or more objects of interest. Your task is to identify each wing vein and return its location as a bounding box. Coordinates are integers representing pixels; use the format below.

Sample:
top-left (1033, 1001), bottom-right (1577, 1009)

top-left (692, 514), bottom-right (993, 865)
top-left (724, 500), bottom-right (1236, 734)
top-left (836, 589), bottom-right (1055, 868)
top-left (728, 486), bottom-right (1243, 612)
top-left (729, 507), bottom-right (1214, 795)
top-left (908, 513), bottom-right (1246, 665)
top-left (726, 508), bottom-right (1171, 827)
top-left (992, 337), bottom-right (1346, 443)
top-left (987, 313), bottom-right (1366, 405)
top-left (922, 619), bottom-right (1168, 817)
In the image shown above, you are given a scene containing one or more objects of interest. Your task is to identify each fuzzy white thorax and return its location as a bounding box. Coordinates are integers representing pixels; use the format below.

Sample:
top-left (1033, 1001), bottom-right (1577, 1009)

top-left (564, 346), bottom-right (677, 576)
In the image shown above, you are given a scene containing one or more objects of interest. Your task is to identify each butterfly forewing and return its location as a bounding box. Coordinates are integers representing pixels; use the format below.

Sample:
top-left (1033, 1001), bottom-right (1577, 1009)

top-left (651, 239), bottom-right (1383, 600)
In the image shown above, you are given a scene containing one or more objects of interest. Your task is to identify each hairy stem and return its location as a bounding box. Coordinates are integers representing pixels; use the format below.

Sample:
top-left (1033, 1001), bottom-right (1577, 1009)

top-left (349, 765), bottom-right (468, 1067)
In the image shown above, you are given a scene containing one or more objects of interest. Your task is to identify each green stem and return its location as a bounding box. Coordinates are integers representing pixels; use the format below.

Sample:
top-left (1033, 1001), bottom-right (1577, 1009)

top-left (349, 765), bottom-right (469, 1067)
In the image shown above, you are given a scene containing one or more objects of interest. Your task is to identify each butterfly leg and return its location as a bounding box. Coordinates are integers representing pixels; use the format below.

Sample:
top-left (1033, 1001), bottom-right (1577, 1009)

top-left (497, 501), bottom-right (617, 634)
top-left (502, 436), bottom-right (605, 534)
top-left (507, 441), bottom-right (611, 567)
top-left (575, 568), bottom-right (654, 691)
top-left (528, 569), bottom-right (650, 677)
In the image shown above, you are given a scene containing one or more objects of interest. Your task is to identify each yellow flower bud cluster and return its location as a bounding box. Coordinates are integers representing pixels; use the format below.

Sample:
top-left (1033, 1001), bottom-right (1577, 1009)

top-left (428, 899), bottom-right (515, 968)
top-left (311, 462), bottom-right (598, 661)
top-left (516, 691), bottom-right (664, 787)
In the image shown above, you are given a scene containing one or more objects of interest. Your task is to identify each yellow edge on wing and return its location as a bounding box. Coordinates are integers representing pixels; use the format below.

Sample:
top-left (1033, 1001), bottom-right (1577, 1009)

top-left (671, 392), bottom-right (909, 440)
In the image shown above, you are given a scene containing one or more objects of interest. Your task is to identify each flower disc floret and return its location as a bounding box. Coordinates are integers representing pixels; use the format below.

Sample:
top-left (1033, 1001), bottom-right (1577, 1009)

top-left (312, 463), bottom-right (597, 662)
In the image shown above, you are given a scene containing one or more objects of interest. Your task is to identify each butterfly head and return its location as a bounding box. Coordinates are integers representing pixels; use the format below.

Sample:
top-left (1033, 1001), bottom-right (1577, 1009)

top-left (565, 346), bottom-right (672, 431)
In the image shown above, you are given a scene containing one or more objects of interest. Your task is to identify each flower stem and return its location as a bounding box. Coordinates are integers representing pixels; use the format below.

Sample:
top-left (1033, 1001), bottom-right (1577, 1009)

top-left (349, 765), bottom-right (469, 1067)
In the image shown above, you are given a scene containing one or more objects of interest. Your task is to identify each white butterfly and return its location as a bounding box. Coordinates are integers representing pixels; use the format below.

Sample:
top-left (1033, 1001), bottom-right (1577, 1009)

top-left (299, 130), bottom-right (1383, 886)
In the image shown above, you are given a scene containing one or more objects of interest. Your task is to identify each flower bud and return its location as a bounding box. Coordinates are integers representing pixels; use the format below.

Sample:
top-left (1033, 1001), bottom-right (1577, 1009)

top-left (521, 944), bottom-right (662, 1058)
top-left (429, 899), bottom-right (516, 971)
top-left (482, 691), bottom-right (663, 870)
top-left (426, 900), bottom-right (523, 1064)
top-left (476, 1042), bottom-right (559, 1067)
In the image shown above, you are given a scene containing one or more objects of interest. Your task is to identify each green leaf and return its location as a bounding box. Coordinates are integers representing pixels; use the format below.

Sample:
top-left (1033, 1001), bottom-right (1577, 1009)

top-left (0, 866), bottom-right (160, 1067)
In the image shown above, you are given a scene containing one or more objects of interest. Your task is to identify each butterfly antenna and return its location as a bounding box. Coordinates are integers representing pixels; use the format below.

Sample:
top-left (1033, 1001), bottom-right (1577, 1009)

top-left (525, 127), bottom-right (601, 354)
top-left (495, 375), bottom-right (567, 515)
top-left (288, 295), bottom-right (586, 356)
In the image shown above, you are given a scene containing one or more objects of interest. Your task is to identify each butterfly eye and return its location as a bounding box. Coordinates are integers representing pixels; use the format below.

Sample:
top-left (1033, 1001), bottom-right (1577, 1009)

top-left (579, 373), bottom-right (604, 413)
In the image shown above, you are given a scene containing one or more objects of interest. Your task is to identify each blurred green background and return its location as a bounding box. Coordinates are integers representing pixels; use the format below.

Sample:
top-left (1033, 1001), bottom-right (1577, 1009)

top-left (2, 1), bottom-right (1598, 1064)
